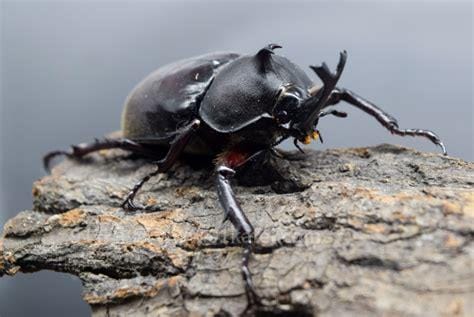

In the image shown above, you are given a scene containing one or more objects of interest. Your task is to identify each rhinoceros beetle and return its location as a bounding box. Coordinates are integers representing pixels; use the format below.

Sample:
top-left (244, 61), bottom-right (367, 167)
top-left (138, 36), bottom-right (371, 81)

top-left (44, 44), bottom-right (446, 305)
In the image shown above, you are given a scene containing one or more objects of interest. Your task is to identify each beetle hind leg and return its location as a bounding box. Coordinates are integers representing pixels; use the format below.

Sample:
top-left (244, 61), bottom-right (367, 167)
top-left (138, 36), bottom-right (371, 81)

top-left (43, 138), bottom-right (149, 172)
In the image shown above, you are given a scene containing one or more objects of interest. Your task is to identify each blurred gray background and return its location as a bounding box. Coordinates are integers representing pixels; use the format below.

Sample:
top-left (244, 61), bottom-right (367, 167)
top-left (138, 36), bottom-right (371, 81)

top-left (0, 0), bottom-right (472, 316)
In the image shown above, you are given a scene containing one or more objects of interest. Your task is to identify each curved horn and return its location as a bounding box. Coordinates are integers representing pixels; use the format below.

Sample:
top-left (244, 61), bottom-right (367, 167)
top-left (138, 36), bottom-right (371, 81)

top-left (254, 43), bottom-right (282, 73)
top-left (292, 51), bottom-right (347, 136)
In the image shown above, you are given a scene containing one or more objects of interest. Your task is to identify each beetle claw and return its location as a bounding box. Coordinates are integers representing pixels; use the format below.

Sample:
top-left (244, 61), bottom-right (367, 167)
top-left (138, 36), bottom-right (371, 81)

top-left (121, 198), bottom-right (139, 212)
top-left (245, 284), bottom-right (261, 307)
top-left (293, 139), bottom-right (306, 154)
top-left (43, 150), bottom-right (72, 173)
top-left (437, 141), bottom-right (448, 156)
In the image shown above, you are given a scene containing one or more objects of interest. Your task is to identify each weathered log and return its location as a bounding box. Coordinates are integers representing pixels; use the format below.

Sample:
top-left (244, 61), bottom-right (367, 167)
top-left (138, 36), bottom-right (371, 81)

top-left (1, 144), bottom-right (473, 316)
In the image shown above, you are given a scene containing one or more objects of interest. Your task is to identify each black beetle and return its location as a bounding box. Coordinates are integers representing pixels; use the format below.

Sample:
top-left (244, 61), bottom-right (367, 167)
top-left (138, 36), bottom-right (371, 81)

top-left (44, 44), bottom-right (446, 305)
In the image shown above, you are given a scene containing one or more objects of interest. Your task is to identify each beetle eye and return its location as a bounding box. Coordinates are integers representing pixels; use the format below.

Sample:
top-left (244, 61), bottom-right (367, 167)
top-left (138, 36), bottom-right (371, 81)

top-left (273, 88), bottom-right (302, 123)
top-left (275, 110), bottom-right (289, 123)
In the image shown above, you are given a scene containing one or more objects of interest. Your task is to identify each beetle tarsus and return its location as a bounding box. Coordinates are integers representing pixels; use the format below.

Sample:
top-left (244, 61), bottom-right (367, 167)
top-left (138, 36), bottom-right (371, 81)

top-left (121, 165), bottom-right (160, 211)
top-left (327, 88), bottom-right (448, 155)
top-left (43, 150), bottom-right (71, 172)
top-left (242, 233), bottom-right (260, 307)
top-left (388, 124), bottom-right (448, 156)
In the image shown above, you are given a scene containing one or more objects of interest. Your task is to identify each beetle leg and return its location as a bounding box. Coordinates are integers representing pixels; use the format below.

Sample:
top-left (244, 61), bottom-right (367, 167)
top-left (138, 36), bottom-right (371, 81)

top-left (328, 88), bottom-right (447, 155)
top-left (121, 119), bottom-right (201, 211)
top-left (43, 138), bottom-right (151, 172)
top-left (121, 165), bottom-right (160, 211)
top-left (293, 138), bottom-right (306, 154)
top-left (319, 109), bottom-right (348, 118)
top-left (215, 164), bottom-right (259, 306)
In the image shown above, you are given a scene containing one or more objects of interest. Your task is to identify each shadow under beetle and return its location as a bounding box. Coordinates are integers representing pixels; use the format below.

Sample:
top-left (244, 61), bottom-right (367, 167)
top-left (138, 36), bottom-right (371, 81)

top-left (44, 44), bottom-right (447, 307)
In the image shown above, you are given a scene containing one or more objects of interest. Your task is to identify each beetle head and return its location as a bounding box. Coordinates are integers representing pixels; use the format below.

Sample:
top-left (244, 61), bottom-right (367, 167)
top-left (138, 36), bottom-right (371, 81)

top-left (283, 51), bottom-right (347, 145)
top-left (271, 82), bottom-right (322, 145)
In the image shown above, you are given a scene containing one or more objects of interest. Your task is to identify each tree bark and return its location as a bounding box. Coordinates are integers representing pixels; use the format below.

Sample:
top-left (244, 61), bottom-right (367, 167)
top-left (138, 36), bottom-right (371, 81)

top-left (1, 144), bottom-right (473, 316)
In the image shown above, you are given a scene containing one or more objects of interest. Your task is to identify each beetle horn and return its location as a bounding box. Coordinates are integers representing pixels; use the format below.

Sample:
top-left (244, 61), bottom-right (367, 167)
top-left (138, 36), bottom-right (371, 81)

top-left (292, 51), bottom-right (348, 137)
top-left (255, 43), bottom-right (282, 73)
top-left (308, 83), bottom-right (323, 97)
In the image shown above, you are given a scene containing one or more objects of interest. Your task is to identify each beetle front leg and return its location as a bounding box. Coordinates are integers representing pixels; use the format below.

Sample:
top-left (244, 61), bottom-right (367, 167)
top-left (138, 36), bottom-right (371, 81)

top-left (328, 88), bottom-right (447, 155)
top-left (121, 119), bottom-right (201, 211)
top-left (215, 165), bottom-right (258, 306)
top-left (319, 109), bottom-right (348, 119)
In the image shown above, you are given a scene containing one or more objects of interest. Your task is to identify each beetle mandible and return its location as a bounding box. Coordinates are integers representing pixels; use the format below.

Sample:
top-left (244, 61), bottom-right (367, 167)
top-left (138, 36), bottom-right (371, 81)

top-left (44, 44), bottom-right (447, 305)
